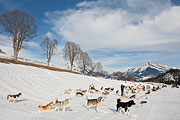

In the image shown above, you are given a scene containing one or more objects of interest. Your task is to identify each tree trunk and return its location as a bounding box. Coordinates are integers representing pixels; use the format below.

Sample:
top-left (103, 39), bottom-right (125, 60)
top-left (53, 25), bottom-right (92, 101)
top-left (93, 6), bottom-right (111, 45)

top-left (47, 58), bottom-right (50, 66)
top-left (83, 65), bottom-right (86, 75)
top-left (47, 61), bottom-right (50, 66)
top-left (70, 63), bottom-right (73, 71)
top-left (14, 48), bottom-right (18, 61)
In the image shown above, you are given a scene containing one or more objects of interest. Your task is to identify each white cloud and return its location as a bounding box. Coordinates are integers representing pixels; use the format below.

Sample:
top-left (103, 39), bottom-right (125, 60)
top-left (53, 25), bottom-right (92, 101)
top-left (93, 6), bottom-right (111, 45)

top-left (45, 0), bottom-right (180, 72)
top-left (23, 41), bottom-right (39, 48)
top-left (45, 32), bottom-right (53, 38)
top-left (46, 0), bottom-right (180, 52)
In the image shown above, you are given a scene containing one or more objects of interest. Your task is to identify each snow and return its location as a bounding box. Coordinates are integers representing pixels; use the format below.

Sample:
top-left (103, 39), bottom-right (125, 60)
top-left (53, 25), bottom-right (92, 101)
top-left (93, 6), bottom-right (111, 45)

top-left (0, 62), bottom-right (180, 120)
top-left (142, 75), bottom-right (154, 81)
top-left (127, 67), bottom-right (139, 73)
top-left (164, 73), bottom-right (175, 81)
top-left (139, 62), bottom-right (170, 73)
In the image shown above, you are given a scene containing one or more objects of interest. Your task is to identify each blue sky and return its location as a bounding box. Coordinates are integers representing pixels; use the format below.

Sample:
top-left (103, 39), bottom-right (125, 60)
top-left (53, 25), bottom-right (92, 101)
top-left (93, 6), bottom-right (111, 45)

top-left (0, 0), bottom-right (180, 73)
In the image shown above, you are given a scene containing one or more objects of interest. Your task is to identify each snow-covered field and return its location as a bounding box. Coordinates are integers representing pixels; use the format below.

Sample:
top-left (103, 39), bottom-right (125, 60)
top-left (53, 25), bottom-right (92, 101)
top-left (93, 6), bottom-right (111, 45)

top-left (0, 62), bottom-right (180, 120)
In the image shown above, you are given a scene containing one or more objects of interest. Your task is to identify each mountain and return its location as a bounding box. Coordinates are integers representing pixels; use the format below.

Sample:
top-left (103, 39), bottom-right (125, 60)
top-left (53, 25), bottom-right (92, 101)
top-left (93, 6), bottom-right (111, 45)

top-left (126, 62), bottom-right (174, 81)
top-left (145, 69), bottom-right (180, 85)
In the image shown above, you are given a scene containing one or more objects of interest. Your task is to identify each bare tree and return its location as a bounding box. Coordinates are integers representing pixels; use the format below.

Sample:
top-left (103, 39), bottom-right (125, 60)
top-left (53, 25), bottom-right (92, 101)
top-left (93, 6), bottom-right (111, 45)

top-left (89, 61), bottom-right (97, 75)
top-left (102, 70), bottom-right (109, 76)
top-left (0, 10), bottom-right (37, 61)
top-left (96, 62), bottom-right (103, 76)
top-left (40, 36), bottom-right (58, 66)
top-left (112, 71), bottom-right (126, 80)
top-left (127, 74), bottom-right (134, 81)
top-left (63, 41), bottom-right (81, 71)
top-left (79, 52), bottom-right (92, 74)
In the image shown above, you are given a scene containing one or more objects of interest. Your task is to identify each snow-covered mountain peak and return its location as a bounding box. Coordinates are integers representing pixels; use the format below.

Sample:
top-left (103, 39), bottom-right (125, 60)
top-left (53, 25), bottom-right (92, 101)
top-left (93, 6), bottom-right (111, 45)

top-left (140, 62), bottom-right (171, 72)
top-left (141, 62), bottom-right (151, 71)
top-left (126, 62), bottom-right (173, 81)
top-left (143, 62), bottom-right (151, 66)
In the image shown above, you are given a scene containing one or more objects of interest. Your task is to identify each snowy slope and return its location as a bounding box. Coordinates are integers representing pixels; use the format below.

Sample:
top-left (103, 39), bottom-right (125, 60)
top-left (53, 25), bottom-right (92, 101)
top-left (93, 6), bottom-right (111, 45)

top-left (126, 62), bottom-right (172, 81)
top-left (0, 62), bottom-right (180, 120)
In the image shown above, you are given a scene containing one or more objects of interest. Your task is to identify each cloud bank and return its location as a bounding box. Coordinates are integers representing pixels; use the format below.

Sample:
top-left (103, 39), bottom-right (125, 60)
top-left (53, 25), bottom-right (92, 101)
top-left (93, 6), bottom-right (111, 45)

top-left (46, 0), bottom-right (179, 51)
top-left (45, 0), bottom-right (180, 72)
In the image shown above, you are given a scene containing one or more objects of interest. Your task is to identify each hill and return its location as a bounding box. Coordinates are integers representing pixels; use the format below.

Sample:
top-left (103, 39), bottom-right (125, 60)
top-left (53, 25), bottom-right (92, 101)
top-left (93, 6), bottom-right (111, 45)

top-left (0, 56), bottom-right (81, 75)
top-left (0, 62), bottom-right (180, 120)
top-left (145, 69), bottom-right (180, 85)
